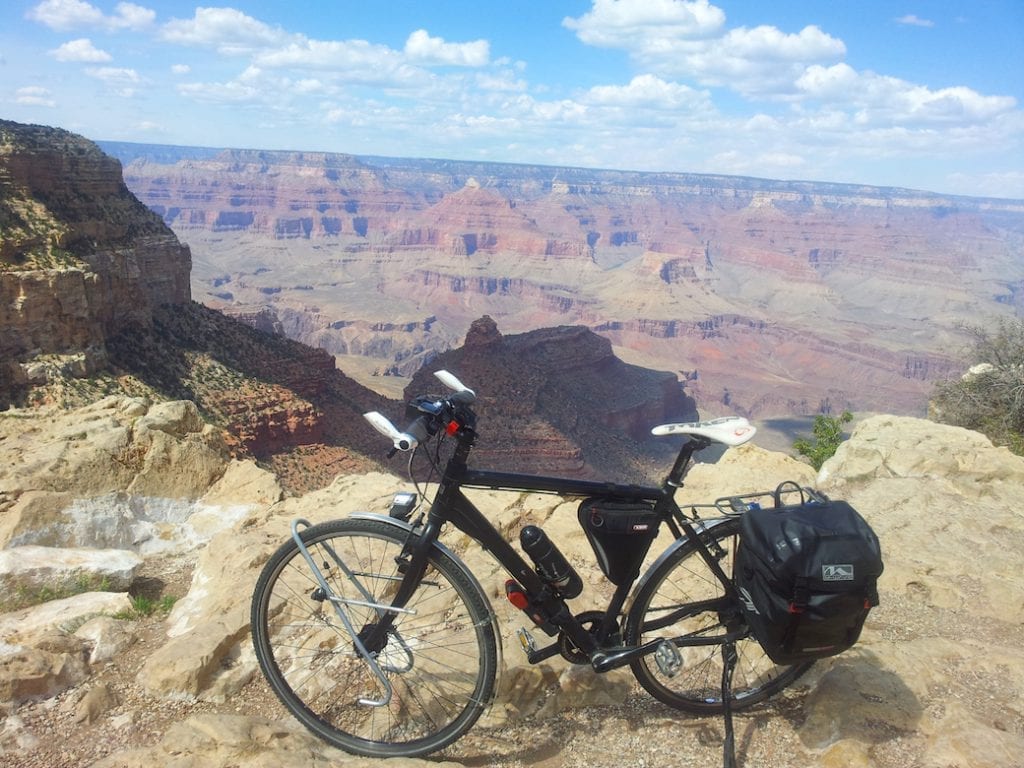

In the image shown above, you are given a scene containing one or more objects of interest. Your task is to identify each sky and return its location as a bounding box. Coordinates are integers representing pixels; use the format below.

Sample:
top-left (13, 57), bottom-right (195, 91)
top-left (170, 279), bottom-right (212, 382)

top-left (2, 0), bottom-right (1023, 198)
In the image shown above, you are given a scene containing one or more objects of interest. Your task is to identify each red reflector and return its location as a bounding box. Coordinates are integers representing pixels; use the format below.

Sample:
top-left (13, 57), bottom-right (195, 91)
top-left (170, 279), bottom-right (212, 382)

top-left (446, 420), bottom-right (460, 436)
top-left (505, 579), bottom-right (529, 610)
top-left (788, 603), bottom-right (805, 614)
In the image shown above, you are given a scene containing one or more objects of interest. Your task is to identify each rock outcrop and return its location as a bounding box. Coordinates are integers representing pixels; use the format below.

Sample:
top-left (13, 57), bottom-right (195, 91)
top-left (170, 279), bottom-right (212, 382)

top-left (0, 121), bottom-right (191, 391)
top-left (405, 317), bottom-right (696, 480)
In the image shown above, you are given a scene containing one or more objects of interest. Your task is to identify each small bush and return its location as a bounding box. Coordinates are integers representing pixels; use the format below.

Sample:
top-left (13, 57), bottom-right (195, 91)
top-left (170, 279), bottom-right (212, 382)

top-left (793, 411), bottom-right (853, 470)
top-left (931, 317), bottom-right (1024, 454)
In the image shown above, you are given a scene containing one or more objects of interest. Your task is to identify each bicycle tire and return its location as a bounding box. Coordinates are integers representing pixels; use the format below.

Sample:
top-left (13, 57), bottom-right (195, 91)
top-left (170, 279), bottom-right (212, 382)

top-left (250, 517), bottom-right (498, 757)
top-left (624, 516), bottom-right (812, 713)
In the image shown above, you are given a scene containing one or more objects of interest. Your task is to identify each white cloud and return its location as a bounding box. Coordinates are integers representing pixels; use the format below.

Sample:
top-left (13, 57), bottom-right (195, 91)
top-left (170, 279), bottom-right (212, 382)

top-left (171, 63), bottom-right (190, 74)
top-left (110, 2), bottom-right (155, 30)
top-left (475, 71), bottom-right (528, 92)
top-left (85, 65), bottom-right (142, 96)
top-left (564, 1), bottom-right (844, 97)
top-left (946, 171), bottom-right (1024, 199)
top-left (585, 74), bottom-right (711, 110)
top-left (797, 64), bottom-right (1017, 125)
top-left (49, 37), bottom-right (111, 62)
top-left (15, 85), bottom-right (56, 107)
top-left (176, 79), bottom-right (262, 104)
top-left (28, 0), bottom-right (103, 30)
top-left (28, 0), bottom-right (153, 31)
top-left (895, 15), bottom-right (935, 28)
top-left (404, 29), bottom-right (489, 67)
top-left (563, 0), bottom-right (726, 46)
top-left (160, 7), bottom-right (293, 55)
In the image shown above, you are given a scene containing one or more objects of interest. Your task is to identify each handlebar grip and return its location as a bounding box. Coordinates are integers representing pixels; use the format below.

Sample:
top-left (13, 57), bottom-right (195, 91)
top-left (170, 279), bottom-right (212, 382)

top-left (434, 370), bottom-right (476, 403)
top-left (363, 411), bottom-right (431, 453)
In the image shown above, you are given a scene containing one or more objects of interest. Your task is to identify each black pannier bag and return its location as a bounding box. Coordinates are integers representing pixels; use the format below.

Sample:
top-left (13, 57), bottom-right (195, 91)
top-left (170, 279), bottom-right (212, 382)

top-left (578, 498), bottom-right (660, 586)
top-left (735, 491), bottom-right (883, 665)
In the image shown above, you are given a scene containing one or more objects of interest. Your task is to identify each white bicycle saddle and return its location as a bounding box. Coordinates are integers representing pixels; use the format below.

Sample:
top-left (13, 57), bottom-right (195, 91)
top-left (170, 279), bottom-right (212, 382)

top-left (651, 416), bottom-right (756, 447)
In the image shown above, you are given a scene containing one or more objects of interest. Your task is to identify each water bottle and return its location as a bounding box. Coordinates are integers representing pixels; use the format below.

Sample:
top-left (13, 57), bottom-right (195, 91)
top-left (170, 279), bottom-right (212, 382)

top-left (520, 525), bottom-right (583, 599)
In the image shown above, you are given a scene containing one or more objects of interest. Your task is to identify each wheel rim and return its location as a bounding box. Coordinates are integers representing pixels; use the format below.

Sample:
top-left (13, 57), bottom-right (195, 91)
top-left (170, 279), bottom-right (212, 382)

top-left (253, 523), bottom-right (495, 755)
top-left (627, 519), bottom-right (811, 709)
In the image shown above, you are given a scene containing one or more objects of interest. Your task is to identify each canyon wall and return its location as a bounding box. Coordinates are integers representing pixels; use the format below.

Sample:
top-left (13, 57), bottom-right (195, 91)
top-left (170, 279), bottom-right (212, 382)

top-left (105, 143), bottom-right (1024, 423)
top-left (1, 122), bottom-right (191, 387)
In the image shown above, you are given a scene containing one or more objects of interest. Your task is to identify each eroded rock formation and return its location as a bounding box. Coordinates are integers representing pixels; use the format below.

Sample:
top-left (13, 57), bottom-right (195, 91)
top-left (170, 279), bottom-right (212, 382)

top-left (107, 143), bottom-right (1024, 422)
top-left (1, 121), bottom-right (191, 388)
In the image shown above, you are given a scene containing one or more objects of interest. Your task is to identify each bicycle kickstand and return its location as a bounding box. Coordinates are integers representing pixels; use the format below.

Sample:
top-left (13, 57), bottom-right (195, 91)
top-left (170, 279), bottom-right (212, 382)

top-left (721, 639), bottom-right (739, 768)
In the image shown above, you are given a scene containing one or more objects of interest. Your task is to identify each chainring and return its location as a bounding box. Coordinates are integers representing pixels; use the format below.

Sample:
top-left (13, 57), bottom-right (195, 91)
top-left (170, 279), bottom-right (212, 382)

top-left (559, 610), bottom-right (618, 664)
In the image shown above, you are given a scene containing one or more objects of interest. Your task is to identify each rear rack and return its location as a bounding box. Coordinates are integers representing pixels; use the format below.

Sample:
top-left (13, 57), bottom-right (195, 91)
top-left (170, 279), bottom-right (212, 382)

top-left (691, 483), bottom-right (828, 517)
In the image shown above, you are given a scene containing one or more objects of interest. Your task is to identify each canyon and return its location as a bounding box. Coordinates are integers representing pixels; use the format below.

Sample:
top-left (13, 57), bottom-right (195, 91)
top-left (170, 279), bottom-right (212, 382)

top-left (2, 122), bottom-right (1023, 768)
top-left (103, 141), bottom-right (1024, 435)
top-left (1, 121), bottom-right (692, 487)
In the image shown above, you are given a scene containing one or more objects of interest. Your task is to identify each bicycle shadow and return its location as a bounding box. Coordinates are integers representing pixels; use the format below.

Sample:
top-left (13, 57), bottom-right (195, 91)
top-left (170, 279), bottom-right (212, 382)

top-left (449, 648), bottom-right (922, 767)
top-left (729, 647), bottom-right (924, 763)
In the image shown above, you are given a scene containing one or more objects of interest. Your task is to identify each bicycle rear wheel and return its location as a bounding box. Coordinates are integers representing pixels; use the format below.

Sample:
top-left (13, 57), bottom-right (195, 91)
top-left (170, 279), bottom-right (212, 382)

top-left (624, 517), bottom-right (812, 713)
top-left (250, 517), bottom-right (498, 757)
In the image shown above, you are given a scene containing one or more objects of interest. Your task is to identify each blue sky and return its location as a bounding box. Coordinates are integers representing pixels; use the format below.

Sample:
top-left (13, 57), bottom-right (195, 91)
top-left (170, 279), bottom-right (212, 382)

top-left (2, 0), bottom-right (1022, 197)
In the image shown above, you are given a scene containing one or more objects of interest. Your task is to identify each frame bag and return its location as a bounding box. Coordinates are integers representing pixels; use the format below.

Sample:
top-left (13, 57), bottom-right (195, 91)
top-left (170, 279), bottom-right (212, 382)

top-left (735, 492), bottom-right (883, 664)
top-left (578, 498), bottom-right (660, 586)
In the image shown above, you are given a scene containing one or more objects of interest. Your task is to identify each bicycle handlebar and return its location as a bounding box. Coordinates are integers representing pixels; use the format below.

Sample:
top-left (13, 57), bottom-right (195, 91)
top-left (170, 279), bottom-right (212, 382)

top-left (363, 369), bottom-right (477, 454)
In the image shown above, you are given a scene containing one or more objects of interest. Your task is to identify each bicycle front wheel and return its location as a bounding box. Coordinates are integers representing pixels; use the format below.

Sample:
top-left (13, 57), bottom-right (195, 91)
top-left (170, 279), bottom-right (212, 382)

top-left (624, 517), bottom-right (812, 713)
top-left (250, 517), bottom-right (498, 758)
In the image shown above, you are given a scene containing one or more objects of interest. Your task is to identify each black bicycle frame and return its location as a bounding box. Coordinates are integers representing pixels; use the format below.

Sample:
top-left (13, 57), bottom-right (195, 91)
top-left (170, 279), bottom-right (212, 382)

top-left (369, 427), bottom-right (744, 670)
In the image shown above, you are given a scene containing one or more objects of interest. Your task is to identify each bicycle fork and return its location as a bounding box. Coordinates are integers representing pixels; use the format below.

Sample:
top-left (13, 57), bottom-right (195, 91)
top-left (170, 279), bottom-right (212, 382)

top-left (289, 518), bottom-right (425, 708)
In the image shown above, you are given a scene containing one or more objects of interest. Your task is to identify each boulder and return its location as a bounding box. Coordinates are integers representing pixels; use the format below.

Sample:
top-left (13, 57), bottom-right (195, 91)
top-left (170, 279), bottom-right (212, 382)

top-left (0, 592), bottom-right (133, 644)
top-left (74, 616), bottom-right (137, 664)
top-left (0, 632), bottom-right (89, 704)
top-left (0, 545), bottom-right (143, 596)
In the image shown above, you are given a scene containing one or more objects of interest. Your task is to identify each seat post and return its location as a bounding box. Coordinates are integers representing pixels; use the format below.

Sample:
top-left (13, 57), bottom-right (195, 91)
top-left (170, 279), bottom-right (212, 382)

top-left (664, 437), bottom-right (710, 489)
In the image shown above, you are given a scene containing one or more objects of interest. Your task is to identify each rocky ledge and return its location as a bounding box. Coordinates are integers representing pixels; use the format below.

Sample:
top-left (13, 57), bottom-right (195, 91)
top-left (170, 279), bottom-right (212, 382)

top-left (1, 397), bottom-right (1022, 767)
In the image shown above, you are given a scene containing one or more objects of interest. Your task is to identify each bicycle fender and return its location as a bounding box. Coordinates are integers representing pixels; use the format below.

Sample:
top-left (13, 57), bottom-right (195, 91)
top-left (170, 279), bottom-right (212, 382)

top-left (634, 516), bottom-right (735, 595)
top-left (348, 512), bottom-right (505, 687)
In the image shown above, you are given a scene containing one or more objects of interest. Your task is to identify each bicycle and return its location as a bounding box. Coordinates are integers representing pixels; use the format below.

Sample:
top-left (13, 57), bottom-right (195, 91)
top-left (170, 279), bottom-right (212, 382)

top-left (250, 370), bottom-right (817, 765)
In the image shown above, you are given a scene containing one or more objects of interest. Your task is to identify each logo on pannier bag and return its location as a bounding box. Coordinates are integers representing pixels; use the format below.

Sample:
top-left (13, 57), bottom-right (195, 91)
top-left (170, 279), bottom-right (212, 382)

top-left (822, 564), bottom-right (855, 581)
top-left (738, 586), bottom-right (760, 614)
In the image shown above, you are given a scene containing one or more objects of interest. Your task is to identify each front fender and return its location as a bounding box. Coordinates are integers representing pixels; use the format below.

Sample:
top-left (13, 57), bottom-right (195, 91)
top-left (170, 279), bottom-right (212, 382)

top-left (349, 512), bottom-right (504, 687)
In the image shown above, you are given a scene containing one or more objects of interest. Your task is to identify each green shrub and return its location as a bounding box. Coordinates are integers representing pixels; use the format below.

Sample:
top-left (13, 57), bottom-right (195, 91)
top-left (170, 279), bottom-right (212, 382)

top-left (793, 411), bottom-right (853, 470)
top-left (931, 317), bottom-right (1024, 454)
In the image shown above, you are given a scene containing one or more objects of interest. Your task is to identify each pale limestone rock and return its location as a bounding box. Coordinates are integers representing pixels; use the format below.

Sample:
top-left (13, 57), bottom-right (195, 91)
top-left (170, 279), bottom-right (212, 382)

top-left (0, 632), bottom-right (88, 704)
top-left (74, 616), bottom-right (137, 664)
top-left (0, 490), bottom-right (73, 547)
top-left (89, 713), bottom-right (466, 768)
top-left (818, 739), bottom-right (873, 768)
top-left (74, 681), bottom-right (118, 723)
top-left (819, 414), bottom-right (1024, 495)
top-left (920, 703), bottom-right (1024, 768)
top-left (0, 713), bottom-right (39, 751)
top-left (536, 665), bottom-right (633, 720)
top-left (0, 396), bottom-right (229, 508)
top-left (137, 605), bottom-right (251, 698)
top-left (200, 459), bottom-right (283, 507)
top-left (0, 592), bottom-right (132, 644)
top-left (134, 400), bottom-right (204, 439)
top-left (0, 545), bottom-right (142, 594)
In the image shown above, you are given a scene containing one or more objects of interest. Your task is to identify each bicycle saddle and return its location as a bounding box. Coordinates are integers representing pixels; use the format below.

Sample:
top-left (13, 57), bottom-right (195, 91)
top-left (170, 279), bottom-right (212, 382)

top-left (651, 416), bottom-right (755, 447)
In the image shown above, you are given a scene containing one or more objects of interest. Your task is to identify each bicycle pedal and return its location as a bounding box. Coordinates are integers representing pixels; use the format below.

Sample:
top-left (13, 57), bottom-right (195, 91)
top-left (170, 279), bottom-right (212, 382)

top-left (517, 628), bottom-right (537, 656)
top-left (654, 639), bottom-right (683, 678)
